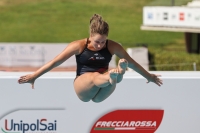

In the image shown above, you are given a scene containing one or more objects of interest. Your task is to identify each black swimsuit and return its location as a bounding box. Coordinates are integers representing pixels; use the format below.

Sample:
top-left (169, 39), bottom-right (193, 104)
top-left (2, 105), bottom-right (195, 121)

top-left (75, 38), bottom-right (112, 76)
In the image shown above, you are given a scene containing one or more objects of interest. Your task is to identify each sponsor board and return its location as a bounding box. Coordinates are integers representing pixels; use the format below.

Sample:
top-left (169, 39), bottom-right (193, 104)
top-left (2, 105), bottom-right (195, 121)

top-left (0, 110), bottom-right (66, 133)
top-left (1, 72), bottom-right (200, 132)
top-left (90, 110), bottom-right (164, 133)
top-left (143, 6), bottom-right (200, 28)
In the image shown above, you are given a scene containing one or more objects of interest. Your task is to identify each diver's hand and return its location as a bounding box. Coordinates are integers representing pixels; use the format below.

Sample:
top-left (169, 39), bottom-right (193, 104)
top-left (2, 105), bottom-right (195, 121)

top-left (18, 74), bottom-right (36, 89)
top-left (147, 74), bottom-right (163, 86)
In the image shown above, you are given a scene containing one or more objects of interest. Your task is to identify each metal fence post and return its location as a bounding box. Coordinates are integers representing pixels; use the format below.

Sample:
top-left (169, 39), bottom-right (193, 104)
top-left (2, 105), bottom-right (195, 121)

top-left (193, 62), bottom-right (197, 71)
top-left (172, 0), bottom-right (175, 6)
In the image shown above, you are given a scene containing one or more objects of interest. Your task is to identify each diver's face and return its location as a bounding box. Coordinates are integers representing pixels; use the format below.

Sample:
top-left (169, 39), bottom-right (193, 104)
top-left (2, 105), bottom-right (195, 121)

top-left (90, 34), bottom-right (107, 50)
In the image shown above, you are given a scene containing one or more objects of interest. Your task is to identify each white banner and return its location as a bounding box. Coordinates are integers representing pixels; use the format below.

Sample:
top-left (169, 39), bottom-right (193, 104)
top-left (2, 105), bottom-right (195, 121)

top-left (0, 44), bottom-right (44, 67)
top-left (0, 43), bottom-right (74, 67)
top-left (143, 6), bottom-right (200, 28)
top-left (0, 43), bottom-right (117, 68)
top-left (0, 71), bottom-right (200, 133)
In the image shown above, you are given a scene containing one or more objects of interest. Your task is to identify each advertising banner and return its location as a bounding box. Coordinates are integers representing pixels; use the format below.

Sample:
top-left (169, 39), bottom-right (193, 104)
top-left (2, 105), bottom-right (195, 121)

top-left (0, 43), bottom-right (117, 68)
top-left (143, 6), bottom-right (200, 28)
top-left (0, 71), bottom-right (200, 133)
top-left (0, 44), bottom-right (44, 67)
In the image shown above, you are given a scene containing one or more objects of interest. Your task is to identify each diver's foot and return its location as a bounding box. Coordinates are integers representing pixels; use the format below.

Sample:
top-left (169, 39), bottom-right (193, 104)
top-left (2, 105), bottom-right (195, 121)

top-left (118, 59), bottom-right (128, 74)
top-left (109, 69), bottom-right (118, 85)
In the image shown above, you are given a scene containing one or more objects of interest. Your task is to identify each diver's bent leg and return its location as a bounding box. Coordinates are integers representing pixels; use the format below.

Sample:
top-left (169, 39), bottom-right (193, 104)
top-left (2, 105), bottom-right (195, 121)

top-left (92, 82), bottom-right (117, 103)
top-left (74, 70), bottom-right (118, 102)
top-left (92, 69), bottom-right (118, 87)
top-left (92, 69), bottom-right (118, 103)
top-left (74, 72), bottom-right (101, 102)
top-left (92, 72), bottom-right (110, 88)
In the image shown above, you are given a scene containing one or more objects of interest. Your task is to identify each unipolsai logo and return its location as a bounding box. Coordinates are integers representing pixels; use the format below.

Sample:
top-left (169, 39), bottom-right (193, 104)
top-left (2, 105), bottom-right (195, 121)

top-left (90, 110), bottom-right (164, 133)
top-left (1, 119), bottom-right (57, 133)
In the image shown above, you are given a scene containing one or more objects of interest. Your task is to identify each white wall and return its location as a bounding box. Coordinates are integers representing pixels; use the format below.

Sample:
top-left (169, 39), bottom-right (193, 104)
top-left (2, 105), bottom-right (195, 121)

top-left (0, 71), bottom-right (200, 133)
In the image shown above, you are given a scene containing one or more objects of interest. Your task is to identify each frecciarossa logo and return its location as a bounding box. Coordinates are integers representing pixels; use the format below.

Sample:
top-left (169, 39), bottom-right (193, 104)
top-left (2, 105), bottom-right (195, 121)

top-left (90, 110), bottom-right (164, 133)
top-left (1, 119), bottom-right (57, 133)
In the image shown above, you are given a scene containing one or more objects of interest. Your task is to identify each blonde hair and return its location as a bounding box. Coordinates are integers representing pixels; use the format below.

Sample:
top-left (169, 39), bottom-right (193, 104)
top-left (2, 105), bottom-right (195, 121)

top-left (89, 14), bottom-right (109, 36)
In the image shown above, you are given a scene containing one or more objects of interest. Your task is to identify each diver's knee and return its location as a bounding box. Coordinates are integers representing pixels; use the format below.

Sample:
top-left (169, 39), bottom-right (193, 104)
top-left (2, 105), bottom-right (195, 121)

top-left (92, 98), bottom-right (103, 103)
top-left (117, 80), bottom-right (121, 83)
top-left (78, 97), bottom-right (91, 102)
top-left (117, 76), bottom-right (123, 83)
top-left (81, 99), bottom-right (91, 102)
